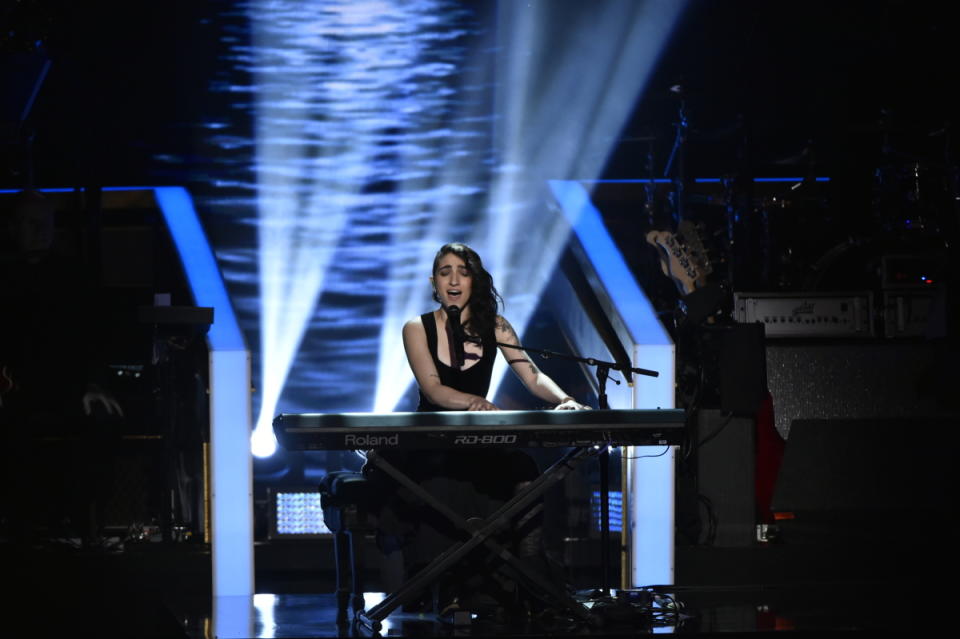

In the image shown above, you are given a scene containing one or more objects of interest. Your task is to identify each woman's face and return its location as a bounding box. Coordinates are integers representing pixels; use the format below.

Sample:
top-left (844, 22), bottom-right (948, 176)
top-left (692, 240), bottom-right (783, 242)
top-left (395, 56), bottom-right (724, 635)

top-left (433, 252), bottom-right (473, 309)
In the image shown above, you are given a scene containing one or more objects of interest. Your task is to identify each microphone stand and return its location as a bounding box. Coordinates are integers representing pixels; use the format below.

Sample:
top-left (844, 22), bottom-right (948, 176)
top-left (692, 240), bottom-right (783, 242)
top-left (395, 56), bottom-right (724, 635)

top-left (494, 341), bottom-right (659, 396)
top-left (495, 341), bottom-right (658, 596)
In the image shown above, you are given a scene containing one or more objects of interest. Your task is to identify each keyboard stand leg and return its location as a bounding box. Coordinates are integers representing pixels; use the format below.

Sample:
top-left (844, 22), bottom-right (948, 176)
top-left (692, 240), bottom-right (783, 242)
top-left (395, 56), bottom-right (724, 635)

top-left (358, 446), bottom-right (600, 630)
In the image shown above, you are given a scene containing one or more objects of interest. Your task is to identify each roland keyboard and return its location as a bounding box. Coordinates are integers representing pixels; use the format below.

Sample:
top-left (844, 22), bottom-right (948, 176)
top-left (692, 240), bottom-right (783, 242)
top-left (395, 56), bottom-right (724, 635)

top-left (273, 408), bottom-right (685, 451)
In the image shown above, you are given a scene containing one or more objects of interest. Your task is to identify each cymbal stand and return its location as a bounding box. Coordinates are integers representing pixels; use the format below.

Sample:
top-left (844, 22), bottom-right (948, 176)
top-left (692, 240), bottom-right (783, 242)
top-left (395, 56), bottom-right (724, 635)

top-left (644, 137), bottom-right (658, 228)
top-left (662, 88), bottom-right (689, 226)
top-left (721, 116), bottom-right (753, 289)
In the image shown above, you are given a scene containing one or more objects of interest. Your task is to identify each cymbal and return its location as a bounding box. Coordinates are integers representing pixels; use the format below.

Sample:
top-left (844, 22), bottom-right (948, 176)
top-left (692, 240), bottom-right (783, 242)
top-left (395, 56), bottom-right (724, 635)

top-left (768, 151), bottom-right (814, 167)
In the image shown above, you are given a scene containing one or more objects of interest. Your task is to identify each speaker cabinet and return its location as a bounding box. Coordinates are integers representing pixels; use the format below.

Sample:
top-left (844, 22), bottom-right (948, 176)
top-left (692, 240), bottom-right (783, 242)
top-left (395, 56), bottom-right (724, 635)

top-left (772, 418), bottom-right (956, 543)
top-left (695, 409), bottom-right (756, 547)
top-left (688, 323), bottom-right (768, 415)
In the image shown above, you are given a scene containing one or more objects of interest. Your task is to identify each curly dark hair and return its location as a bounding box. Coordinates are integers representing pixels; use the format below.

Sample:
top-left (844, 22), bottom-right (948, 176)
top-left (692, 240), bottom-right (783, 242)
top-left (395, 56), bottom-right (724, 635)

top-left (432, 242), bottom-right (503, 340)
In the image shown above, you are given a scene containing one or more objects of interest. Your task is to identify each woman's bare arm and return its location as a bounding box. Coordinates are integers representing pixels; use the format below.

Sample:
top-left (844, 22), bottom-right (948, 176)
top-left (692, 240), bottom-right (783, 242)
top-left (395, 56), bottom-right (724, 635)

top-left (495, 316), bottom-right (588, 409)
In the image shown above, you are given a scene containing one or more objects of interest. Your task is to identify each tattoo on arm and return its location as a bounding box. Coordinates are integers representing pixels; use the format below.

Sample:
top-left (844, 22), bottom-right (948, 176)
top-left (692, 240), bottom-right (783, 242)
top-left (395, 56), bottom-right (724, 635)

top-left (507, 358), bottom-right (539, 376)
top-left (496, 316), bottom-right (519, 342)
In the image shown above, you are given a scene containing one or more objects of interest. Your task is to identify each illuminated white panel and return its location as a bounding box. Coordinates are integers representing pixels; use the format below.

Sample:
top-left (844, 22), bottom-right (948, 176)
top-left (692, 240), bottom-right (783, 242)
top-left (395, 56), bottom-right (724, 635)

top-left (548, 179), bottom-right (676, 587)
top-left (153, 187), bottom-right (254, 599)
top-left (627, 444), bottom-right (676, 587)
top-left (215, 594), bottom-right (255, 639)
top-left (208, 349), bottom-right (254, 597)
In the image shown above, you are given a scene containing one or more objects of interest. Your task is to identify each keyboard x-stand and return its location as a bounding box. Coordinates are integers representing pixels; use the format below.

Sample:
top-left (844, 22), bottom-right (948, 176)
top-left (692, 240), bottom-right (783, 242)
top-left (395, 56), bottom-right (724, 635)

top-left (274, 409), bottom-right (685, 633)
top-left (363, 445), bottom-right (596, 630)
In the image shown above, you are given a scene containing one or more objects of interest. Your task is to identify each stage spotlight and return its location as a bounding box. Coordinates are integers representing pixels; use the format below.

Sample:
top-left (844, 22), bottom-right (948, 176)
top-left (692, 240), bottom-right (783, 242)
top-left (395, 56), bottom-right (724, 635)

top-left (247, 0), bottom-right (449, 453)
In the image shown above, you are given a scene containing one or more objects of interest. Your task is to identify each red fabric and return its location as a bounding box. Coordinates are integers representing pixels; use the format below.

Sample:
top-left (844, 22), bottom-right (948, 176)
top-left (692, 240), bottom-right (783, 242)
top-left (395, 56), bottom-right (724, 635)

top-left (754, 391), bottom-right (784, 524)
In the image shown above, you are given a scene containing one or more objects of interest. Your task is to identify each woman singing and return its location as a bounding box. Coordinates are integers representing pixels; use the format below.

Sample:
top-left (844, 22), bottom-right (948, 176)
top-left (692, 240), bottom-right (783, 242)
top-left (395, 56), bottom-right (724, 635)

top-left (382, 242), bottom-right (587, 616)
top-left (403, 241), bottom-right (588, 412)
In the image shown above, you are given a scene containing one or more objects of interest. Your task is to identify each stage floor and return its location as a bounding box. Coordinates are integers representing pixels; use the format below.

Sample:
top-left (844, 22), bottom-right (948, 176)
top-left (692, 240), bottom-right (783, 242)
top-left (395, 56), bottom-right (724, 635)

top-left (176, 582), bottom-right (930, 638)
top-left (3, 537), bottom-right (951, 638)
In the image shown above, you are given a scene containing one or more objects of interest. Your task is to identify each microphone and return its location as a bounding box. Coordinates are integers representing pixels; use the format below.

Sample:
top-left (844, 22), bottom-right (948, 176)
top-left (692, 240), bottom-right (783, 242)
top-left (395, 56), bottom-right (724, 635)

top-left (446, 305), bottom-right (465, 366)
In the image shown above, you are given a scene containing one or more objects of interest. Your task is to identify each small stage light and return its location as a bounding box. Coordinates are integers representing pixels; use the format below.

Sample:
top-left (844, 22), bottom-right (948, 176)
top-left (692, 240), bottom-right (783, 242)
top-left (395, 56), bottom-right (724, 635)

top-left (592, 490), bottom-right (623, 534)
top-left (269, 488), bottom-right (331, 538)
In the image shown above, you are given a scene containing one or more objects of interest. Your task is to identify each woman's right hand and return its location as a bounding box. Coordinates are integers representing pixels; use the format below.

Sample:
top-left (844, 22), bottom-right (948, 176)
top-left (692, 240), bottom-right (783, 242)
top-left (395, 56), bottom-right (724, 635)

top-left (466, 396), bottom-right (499, 411)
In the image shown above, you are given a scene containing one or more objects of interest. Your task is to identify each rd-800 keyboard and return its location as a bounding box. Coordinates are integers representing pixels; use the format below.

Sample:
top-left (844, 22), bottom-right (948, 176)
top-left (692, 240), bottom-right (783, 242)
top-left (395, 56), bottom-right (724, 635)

top-left (273, 408), bottom-right (685, 451)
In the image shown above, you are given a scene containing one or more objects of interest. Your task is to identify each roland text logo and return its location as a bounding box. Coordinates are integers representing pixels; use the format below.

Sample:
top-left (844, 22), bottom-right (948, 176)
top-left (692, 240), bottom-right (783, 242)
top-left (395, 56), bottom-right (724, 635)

top-left (344, 433), bottom-right (399, 448)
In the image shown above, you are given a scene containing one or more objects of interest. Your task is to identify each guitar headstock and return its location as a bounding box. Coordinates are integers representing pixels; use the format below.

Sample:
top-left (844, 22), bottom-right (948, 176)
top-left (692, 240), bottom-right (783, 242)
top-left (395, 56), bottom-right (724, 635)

top-left (645, 221), bottom-right (715, 297)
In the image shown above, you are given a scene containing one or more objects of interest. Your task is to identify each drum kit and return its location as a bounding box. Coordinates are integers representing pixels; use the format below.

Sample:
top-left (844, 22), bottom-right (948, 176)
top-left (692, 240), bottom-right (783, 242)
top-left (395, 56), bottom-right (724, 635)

top-left (638, 91), bottom-right (957, 304)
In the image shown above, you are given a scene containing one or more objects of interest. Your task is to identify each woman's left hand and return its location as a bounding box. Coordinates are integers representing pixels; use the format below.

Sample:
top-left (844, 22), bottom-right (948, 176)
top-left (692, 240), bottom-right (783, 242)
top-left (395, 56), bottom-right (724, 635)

top-left (554, 398), bottom-right (590, 410)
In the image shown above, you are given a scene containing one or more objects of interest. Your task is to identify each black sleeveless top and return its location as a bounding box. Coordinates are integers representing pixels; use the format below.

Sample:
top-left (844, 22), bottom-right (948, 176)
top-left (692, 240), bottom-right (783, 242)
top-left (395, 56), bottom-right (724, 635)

top-left (417, 311), bottom-right (496, 412)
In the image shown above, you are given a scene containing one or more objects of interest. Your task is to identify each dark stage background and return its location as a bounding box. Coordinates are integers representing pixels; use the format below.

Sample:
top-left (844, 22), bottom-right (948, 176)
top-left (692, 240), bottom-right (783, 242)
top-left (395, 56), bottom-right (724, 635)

top-left (2, 0), bottom-right (958, 611)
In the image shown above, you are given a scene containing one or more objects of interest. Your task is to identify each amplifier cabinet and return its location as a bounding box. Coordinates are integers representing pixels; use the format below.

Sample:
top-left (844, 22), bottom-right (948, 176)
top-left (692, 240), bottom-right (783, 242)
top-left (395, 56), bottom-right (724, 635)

top-left (764, 340), bottom-right (946, 439)
top-left (734, 291), bottom-right (873, 338)
top-left (882, 290), bottom-right (934, 338)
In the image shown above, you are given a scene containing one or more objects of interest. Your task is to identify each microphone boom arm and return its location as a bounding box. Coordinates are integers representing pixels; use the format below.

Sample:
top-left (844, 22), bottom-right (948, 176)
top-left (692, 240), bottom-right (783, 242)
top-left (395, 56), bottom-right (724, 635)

top-left (495, 341), bottom-right (658, 380)
top-left (494, 341), bottom-right (658, 411)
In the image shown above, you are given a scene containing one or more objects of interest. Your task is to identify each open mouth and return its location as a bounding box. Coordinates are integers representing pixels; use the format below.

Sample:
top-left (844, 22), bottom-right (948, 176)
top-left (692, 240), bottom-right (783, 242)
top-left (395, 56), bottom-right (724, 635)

top-left (446, 289), bottom-right (462, 302)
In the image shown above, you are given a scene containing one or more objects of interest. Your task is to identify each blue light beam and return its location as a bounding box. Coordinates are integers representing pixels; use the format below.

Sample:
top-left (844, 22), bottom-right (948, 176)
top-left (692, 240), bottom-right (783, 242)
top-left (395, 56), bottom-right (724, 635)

top-left (249, 0), bottom-right (440, 453)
